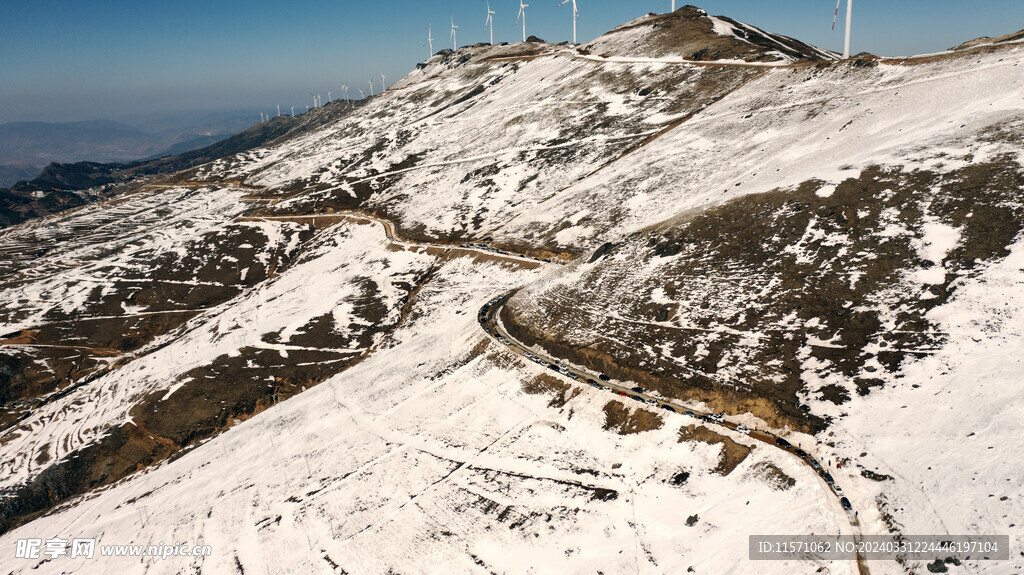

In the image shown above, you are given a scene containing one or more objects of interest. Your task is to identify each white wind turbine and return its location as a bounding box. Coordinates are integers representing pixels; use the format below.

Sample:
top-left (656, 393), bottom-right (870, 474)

top-left (328, 91), bottom-right (332, 103)
top-left (380, 73), bottom-right (386, 92)
top-left (427, 22), bottom-right (434, 57)
top-left (358, 88), bottom-right (365, 99)
top-left (517, 0), bottom-right (529, 42)
top-left (671, 1), bottom-right (675, 11)
top-left (277, 105), bottom-right (281, 117)
top-left (557, 0), bottom-right (579, 44)
top-left (450, 17), bottom-right (459, 50)
top-left (485, 1), bottom-right (495, 45)
top-left (291, 106), bottom-right (295, 116)
top-left (832, 0), bottom-right (853, 59)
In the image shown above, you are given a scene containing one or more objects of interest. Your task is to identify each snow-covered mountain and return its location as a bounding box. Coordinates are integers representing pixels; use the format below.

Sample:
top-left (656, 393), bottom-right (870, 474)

top-left (1, 6), bottom-right (1023, 574)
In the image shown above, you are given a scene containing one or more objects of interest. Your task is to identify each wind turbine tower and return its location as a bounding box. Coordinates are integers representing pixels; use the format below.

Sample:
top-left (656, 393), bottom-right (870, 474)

top-left (485, 2), bottom-right (495, 45)
top-left (832, 0), bottom-right (853, 59)
top-left (450, 17), bottom-right (459, 50)
top-left (557, 0), bottom-right (579, 44)
top-left (427, 23), bottom-right (434, 57)
top-left (517, 1), bottom-right (529, 42)
top-left (369, 79), bottom-right (374, 97)
top-left (380, 73), bottom-right (386, 92)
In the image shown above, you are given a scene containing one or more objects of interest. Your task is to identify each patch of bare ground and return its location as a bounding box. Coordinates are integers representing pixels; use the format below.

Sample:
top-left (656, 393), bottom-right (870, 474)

top-left (677, 424), bottom-right (752, 475)
top-left (523, 374), bottom-right (582, 409)
top-left (602, 400), bottom-right (663, 435)
top-left (744, 461), bottom-right (795, 491)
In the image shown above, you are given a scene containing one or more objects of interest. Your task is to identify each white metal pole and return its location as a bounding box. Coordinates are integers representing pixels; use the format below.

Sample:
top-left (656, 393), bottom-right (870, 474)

top-left (843, 0), bottom-right (853, 59)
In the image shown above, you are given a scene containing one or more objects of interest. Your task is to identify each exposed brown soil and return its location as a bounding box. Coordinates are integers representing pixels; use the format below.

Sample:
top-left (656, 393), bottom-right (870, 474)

top-left (677, 424), bottom-right (752, 475)
top-left (602, 400), bottom-right (664, 435)
top-left (523, 374), bottom-right (582, 409)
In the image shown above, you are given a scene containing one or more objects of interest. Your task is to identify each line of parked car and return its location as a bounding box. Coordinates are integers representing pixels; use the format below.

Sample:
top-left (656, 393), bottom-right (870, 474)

top-left (773, 436), bottom-right (852, 510)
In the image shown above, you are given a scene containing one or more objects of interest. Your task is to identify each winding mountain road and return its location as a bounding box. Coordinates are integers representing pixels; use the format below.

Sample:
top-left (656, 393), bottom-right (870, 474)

top-left (235, 170), bottom-right (876, 572)
top-left (478, 292), bottom-right (870, 575)
top-left (239, 197), bottom-right (871, 574)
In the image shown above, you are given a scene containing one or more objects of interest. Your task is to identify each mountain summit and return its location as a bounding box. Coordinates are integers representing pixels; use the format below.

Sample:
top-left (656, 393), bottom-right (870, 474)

top-left (583, 5), bottom-right (835, 63)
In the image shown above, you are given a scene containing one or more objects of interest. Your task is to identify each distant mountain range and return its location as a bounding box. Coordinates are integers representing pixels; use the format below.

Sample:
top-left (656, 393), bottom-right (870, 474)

top-left (0, 113), bottom-right (311, 228)
top-left (0, 112), bottom-right (262, 187)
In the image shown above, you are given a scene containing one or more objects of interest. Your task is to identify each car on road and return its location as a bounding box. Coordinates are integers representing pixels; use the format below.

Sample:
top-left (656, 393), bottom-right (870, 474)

top-left (548, 365), bottom-right (560, 372)
top-left (709, 413), bottom-right (725, 423)
top-left (699, 415), bottom-right (713, 423)
top-left (598, 374), bottom-right (610, 381)
top-left (660, 404), bottom-right (676, 412)
top-left (684, 411), bottom-right (696, 417)
top-left (617, 391), bottom-right (629, 397)
top-left (775, 437), bottom-right (793, 449)
top-left (840, 497), bottom-right (852, 511)
top-left (586, 379), bottom-right (596, 384)
top-left (823, 472), bottom-right (835, 485)
top-left (808, 458), bottom-right (821, 470)
top-left (736, 425), bottom-right (751, 435)
top-left (833, 485), bottom-right (844, 496)
top-left (793, 449), bottom-right (808, 459)
top-left (631, 386), bottom-right (643, 393)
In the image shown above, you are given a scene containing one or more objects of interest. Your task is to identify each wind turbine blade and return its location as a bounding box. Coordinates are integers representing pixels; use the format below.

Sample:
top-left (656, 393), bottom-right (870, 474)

top-left (832, 0), bottom-right (841, 31)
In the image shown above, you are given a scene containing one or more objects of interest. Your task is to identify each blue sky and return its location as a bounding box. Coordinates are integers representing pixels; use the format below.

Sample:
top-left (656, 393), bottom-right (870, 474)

top-left (2, 0), bottom-right (1022, 125)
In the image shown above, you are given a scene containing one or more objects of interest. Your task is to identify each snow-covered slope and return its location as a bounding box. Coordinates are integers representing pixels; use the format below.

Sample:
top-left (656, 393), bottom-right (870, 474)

top-left (1, 6), bottom-right (1023, 574)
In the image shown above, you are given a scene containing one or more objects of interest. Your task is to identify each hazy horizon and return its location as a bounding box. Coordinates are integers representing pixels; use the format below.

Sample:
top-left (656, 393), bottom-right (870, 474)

top-left (3, 0), bottom-right (1022, 125)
